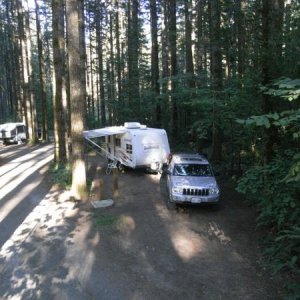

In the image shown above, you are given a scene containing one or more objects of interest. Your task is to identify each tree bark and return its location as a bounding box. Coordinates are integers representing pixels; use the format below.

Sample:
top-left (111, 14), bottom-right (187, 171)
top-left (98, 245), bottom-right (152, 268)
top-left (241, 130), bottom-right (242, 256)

top-left (235, 0), bottom-right (245, 81)
top-left (150, 0), bottom-right (160, 125)
top-left (16, 0), bottom-right (29, 132)
top-left (95, 0), bottom-right (106, 126)
top-left (109, 12), bottom-right (116, 125)
top-left (24, 0), bottom-right (38, 143)
top-left (127, 0), bottom-right (140, 118)
top-left (66, 0), bottom-right (88, 201)
top-left (115, 0), bottom-right (122, 123)
top-left (169, 0), bottom-right (178, 138)
top-left (184, 0), bottom-right (195, 89)
top-left (35, 0), bottom-right (48, 141)
top-left (209, 0), bottom-right (223, 161)
top-left (52, 0), bottom-right (67, 163)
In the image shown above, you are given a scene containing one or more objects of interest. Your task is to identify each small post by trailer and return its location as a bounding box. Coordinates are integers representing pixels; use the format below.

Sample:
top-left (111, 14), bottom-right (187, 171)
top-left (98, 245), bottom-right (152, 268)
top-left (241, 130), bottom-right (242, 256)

top-left (112, 167), bottom-right (119, 198)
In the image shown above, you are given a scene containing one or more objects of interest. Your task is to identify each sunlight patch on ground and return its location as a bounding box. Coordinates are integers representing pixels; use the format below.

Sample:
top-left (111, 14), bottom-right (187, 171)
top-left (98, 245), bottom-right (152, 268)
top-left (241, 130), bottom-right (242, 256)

top-left (170, 228), bottom-right (205, 261)
top-left (116, 215), bottom-right (136, 233)
top-left (115, 215), bottom-right (136, 251)
top-left (0, 144), bottom-right (54, 223)
top-left (154, 203), bottom-right (207, 261)
top-left (0, 145), bottom-right (52, 183)
top-left (1, 176), bottom-right (46, 222)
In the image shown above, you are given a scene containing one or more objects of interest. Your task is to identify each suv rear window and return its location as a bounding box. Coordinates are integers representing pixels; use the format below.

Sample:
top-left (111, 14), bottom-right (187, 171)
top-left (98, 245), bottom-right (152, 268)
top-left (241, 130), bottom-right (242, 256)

top-left (173, 163), bottom-right (212, 177)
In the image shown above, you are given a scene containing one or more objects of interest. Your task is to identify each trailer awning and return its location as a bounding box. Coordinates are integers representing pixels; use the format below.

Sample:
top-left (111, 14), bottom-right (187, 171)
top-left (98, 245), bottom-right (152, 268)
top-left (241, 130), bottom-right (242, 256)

top-left (83, 127), bottom-right (127, 139)
top-left (0, 123), bottom-right (24, 131)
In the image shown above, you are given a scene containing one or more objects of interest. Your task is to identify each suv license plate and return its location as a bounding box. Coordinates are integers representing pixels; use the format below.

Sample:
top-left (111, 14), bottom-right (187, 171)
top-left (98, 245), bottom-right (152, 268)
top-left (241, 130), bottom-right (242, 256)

top-left (191, 197), bottom-right (208, 203)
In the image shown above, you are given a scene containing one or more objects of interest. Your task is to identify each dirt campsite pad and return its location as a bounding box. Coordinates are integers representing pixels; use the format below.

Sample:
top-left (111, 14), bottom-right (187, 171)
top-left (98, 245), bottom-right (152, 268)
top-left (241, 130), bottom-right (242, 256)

top-left (0, 146), bottom-right (285, 299)
top-left (83, 154), bottom-right (285, 299)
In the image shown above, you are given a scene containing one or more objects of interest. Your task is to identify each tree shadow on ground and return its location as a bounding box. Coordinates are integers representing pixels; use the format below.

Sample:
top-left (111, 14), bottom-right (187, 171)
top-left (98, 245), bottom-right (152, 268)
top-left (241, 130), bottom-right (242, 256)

top-left (0, 152), bottom-right (285, 300)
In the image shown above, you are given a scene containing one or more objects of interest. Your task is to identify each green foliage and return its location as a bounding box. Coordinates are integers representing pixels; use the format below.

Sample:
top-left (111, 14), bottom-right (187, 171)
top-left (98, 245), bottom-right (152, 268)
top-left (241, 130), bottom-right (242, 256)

top-left (236, 77), bottom-right (300, 298)
top-left (285, 153), bottom-right (300, 183)
top-left (261, 77), bottom-right (300, 101)
top-left (236, 152), bottom-right (300, 228)
top-left (51, 163), bottom-right (72, 188)
top-left (237, 110), bottom-right (300, 130)
top-left (236, 152), bottom-right (300, 297)
top-left (264, 225), bottom-right (300, 300)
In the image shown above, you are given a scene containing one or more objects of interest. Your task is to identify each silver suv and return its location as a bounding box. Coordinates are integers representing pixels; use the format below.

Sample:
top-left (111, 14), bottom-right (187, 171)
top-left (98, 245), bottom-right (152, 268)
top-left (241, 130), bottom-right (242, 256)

top-left (166, 153), bottom-right (220, 209)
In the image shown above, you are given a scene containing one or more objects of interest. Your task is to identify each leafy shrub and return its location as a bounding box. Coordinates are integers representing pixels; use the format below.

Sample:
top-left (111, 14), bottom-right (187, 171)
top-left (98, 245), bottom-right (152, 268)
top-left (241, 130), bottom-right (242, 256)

top-left (236, 151), bottom-right (300, 298)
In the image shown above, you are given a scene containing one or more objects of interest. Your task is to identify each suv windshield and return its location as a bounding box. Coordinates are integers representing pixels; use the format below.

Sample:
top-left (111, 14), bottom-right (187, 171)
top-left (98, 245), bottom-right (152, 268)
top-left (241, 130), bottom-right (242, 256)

top-left (173, 163), bottom-right (212, 177)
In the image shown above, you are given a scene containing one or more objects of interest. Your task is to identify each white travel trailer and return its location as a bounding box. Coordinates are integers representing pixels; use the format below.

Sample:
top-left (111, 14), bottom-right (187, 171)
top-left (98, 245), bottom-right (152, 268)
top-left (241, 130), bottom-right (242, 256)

top-left (0, 122), bottom-right (26, 145)
top-left (83, 122), bottom-right (170, 172)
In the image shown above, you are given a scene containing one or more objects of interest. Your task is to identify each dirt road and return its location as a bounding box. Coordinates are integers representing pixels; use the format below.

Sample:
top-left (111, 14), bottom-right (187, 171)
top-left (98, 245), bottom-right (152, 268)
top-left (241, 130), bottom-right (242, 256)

top-left (0, 146), bottom-right (285, 299)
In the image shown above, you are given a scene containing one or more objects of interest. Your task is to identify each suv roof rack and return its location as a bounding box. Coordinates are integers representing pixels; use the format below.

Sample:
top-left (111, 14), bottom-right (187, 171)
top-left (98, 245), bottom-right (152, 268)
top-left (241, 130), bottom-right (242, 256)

top-left (172, 153), bottom-right (208, 163)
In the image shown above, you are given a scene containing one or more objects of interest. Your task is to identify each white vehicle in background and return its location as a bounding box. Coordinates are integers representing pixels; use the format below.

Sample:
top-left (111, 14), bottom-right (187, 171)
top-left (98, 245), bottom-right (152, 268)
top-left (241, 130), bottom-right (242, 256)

top-left (0, 123), bottom-right (26, 145)
top-left (84, 122), bottom-right (170, 172)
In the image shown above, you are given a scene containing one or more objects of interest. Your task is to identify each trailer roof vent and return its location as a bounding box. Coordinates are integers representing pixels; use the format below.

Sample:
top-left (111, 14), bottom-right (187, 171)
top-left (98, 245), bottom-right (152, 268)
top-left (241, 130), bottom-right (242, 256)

top-left (124, 122), bottom-right (141, 129)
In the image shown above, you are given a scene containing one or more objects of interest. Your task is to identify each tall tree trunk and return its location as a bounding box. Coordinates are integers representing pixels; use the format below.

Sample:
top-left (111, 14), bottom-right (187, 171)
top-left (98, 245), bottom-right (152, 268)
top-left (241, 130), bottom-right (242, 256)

top-left (95, 0), bottom-right (106, 126)
top-left (196, 0), bottom-right (209, 87)
top-left (52, 0), bottom-right (67, 163)
top-left (209, 0), bottom-right (223, 161)
top-left (115, 0), bottom-right (122, 123)
top-left (16, 0), bottom-right (29, 131)
top-left (109, 12), bottom-right (116, 124)
top-left (150, 0), bottom-right (160, 125)
top-left (127, 0), bottom-right (140, 119)
top-left (161, 0), bottom-right (169, 130)
top-left (24, 0), bottom-right (37, 143)
top-left (79, 0), bottom-right (87, 128)
top-left (35, 0), bottom-right (48, 141)
top-left (66, 0), bottom-right (88, 201)
top-left (4, 0), bottom-right (19, 120)
top-left (169, 0), bottom-right (177, 138)
top-left (185, 0), bottom-right (195, 89)
top-left (86, 3), bottom-right (95, 123)
top-left (235, 0), bottom-right (245, 81)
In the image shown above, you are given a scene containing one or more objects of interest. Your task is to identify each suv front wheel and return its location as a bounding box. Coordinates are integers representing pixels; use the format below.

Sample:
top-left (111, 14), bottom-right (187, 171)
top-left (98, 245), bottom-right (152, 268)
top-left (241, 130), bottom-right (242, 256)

top-left (166, 192), bottom-right (177, 210)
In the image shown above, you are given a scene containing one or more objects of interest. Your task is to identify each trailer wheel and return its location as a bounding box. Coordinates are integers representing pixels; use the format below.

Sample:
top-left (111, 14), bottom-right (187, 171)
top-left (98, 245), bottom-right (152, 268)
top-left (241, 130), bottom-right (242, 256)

top-left (117, 162), bottom-right (125, 173)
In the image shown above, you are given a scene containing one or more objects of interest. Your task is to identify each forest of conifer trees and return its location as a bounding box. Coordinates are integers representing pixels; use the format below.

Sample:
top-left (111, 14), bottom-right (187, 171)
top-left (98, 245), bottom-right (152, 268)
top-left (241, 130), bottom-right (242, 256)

top-left (0, 0), bottom-right (299, 296)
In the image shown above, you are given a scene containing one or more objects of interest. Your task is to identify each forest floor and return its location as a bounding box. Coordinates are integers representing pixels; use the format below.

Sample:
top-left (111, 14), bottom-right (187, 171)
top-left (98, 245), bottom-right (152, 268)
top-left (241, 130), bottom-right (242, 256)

top-left (0, 144), bottom-right (286, 299)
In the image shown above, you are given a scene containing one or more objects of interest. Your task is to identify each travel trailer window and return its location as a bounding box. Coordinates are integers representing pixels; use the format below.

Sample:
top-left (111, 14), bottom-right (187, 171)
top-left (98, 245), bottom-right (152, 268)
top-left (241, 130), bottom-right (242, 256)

top-left (126, 144), bottom-right (132, 154)
top-left (17, 125), bottom-right (25, 133)
top-left (116, 138), bottom-right (121, 147)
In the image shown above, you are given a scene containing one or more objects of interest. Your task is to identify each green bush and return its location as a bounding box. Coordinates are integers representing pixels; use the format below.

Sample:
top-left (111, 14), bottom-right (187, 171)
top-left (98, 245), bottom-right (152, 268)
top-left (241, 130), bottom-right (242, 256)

top-left (236, 152), bottom-right (300, 298)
